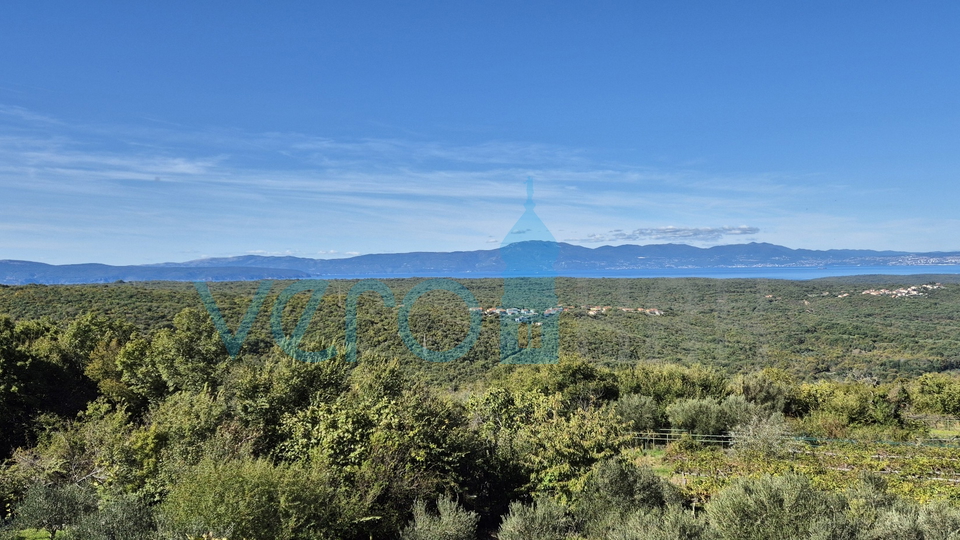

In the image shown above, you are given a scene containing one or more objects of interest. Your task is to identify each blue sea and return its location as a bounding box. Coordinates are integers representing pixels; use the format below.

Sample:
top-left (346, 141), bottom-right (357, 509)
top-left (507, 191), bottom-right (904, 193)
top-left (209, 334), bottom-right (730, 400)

top-left (317, 266), bottom-right (960, 281)
top-left (557, 265), bottom-right (960, 280)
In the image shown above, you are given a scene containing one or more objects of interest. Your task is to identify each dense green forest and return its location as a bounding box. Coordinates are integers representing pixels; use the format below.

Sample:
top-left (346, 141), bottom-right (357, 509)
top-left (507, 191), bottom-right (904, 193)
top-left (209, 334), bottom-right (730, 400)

top-left (3, 277), bottom-right (960, 539)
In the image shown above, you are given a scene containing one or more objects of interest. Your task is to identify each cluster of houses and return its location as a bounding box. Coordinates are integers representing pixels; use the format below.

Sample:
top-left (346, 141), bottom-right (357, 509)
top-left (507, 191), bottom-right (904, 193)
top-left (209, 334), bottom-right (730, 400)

top-left (470, 306), bottom-right (566, 324)
top-left (861, 283), bottom-right (943, 298)
top-left (477, 307), bottom-right (558, 316)
top-left (468, 304), bottom-right (664, 323)
top-left (583, 306), bottom-right (663, 316)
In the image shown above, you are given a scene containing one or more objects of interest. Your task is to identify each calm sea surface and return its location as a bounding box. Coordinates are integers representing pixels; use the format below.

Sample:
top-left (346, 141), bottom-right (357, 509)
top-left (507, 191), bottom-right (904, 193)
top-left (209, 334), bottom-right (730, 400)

top-left (319, 266), bottom-right (960, 281)
top-left (558, 266), bottom-right (960, 280)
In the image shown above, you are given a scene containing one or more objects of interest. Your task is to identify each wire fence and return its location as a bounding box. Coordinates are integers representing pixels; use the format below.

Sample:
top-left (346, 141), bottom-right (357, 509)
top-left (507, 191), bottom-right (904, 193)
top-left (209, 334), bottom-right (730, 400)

top-left (628, 429), bottom-right (960, 450)
top-left (634, 429), bottom-right (960, 484)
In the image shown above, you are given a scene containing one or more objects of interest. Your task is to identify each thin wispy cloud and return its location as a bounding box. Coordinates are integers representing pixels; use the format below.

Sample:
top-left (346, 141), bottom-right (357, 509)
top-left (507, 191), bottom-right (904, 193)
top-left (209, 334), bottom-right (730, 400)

top-left (291, 137), bottom-right (587, 168)
top-left (566, 226), bottom-right (760, 244)
top-left (1, 104), bottom-right (952, 264)
top-left (0, 105), bottom-right (63, 125)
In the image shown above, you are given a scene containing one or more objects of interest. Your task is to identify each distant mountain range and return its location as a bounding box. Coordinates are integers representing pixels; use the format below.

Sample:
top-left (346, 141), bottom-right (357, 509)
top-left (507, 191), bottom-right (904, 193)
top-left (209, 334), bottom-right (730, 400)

top-left (3, 242), bottom-right (960, 285)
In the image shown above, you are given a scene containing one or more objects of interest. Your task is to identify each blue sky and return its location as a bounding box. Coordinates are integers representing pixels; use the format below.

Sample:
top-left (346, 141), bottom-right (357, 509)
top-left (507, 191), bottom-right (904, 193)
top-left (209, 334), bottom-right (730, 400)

top-left (2, 2), bottom-right (960, 265)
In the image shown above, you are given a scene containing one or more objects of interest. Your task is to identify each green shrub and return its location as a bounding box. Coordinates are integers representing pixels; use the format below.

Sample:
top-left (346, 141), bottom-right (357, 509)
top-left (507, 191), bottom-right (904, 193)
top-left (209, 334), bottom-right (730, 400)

top-left (59, 492), bottom-right (155, 540)
top-left (917, 502), bottom-right (960, 540)
top-left (603, 506), bottom-right (708, 540)
top-left (664, 394), bottom-right (759, 436)
top-left (843, 473), bottom-right (898, 529)
top-left (497, 497), bottom-right (574, 540)
top-left (728, 369), bottom-right (795, 414)
top-left (400, 496), bottom-right (478, 540)
top-left (720, 395), bottom-right (759, 429)
top-left (574, 457), bottom-right (677, 527)
top-left (11, 483), bottom-right (97, 538)
top-left (730, 412), bottom-right (796, 458)
top-left (866, 508), bottom-right (924, 540)
top-left (618, 364), bottom-right (726, 405)
top-left (666, 398), bottom-right (727, 435)
top-left (158, 456), bottom-right (344, 540)
top-left (706, 474), bottom-right (842, 540)
top-left (614, 394), bottom-right (662, 432)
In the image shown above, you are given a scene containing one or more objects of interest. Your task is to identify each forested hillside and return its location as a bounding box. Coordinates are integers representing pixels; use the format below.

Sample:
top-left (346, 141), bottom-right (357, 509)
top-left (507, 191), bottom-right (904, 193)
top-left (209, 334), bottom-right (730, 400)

top-left (3, 276), bottom-right (960, 381)
top-left (3, 277), bottom-right (960, 539)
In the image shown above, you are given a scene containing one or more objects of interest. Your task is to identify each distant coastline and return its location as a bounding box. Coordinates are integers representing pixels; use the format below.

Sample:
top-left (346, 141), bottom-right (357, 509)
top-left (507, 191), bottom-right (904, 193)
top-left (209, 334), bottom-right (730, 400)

top-left (288, 266), bottom-right (960, 282)
top-left (6, 242), bottom-right (960, 285)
